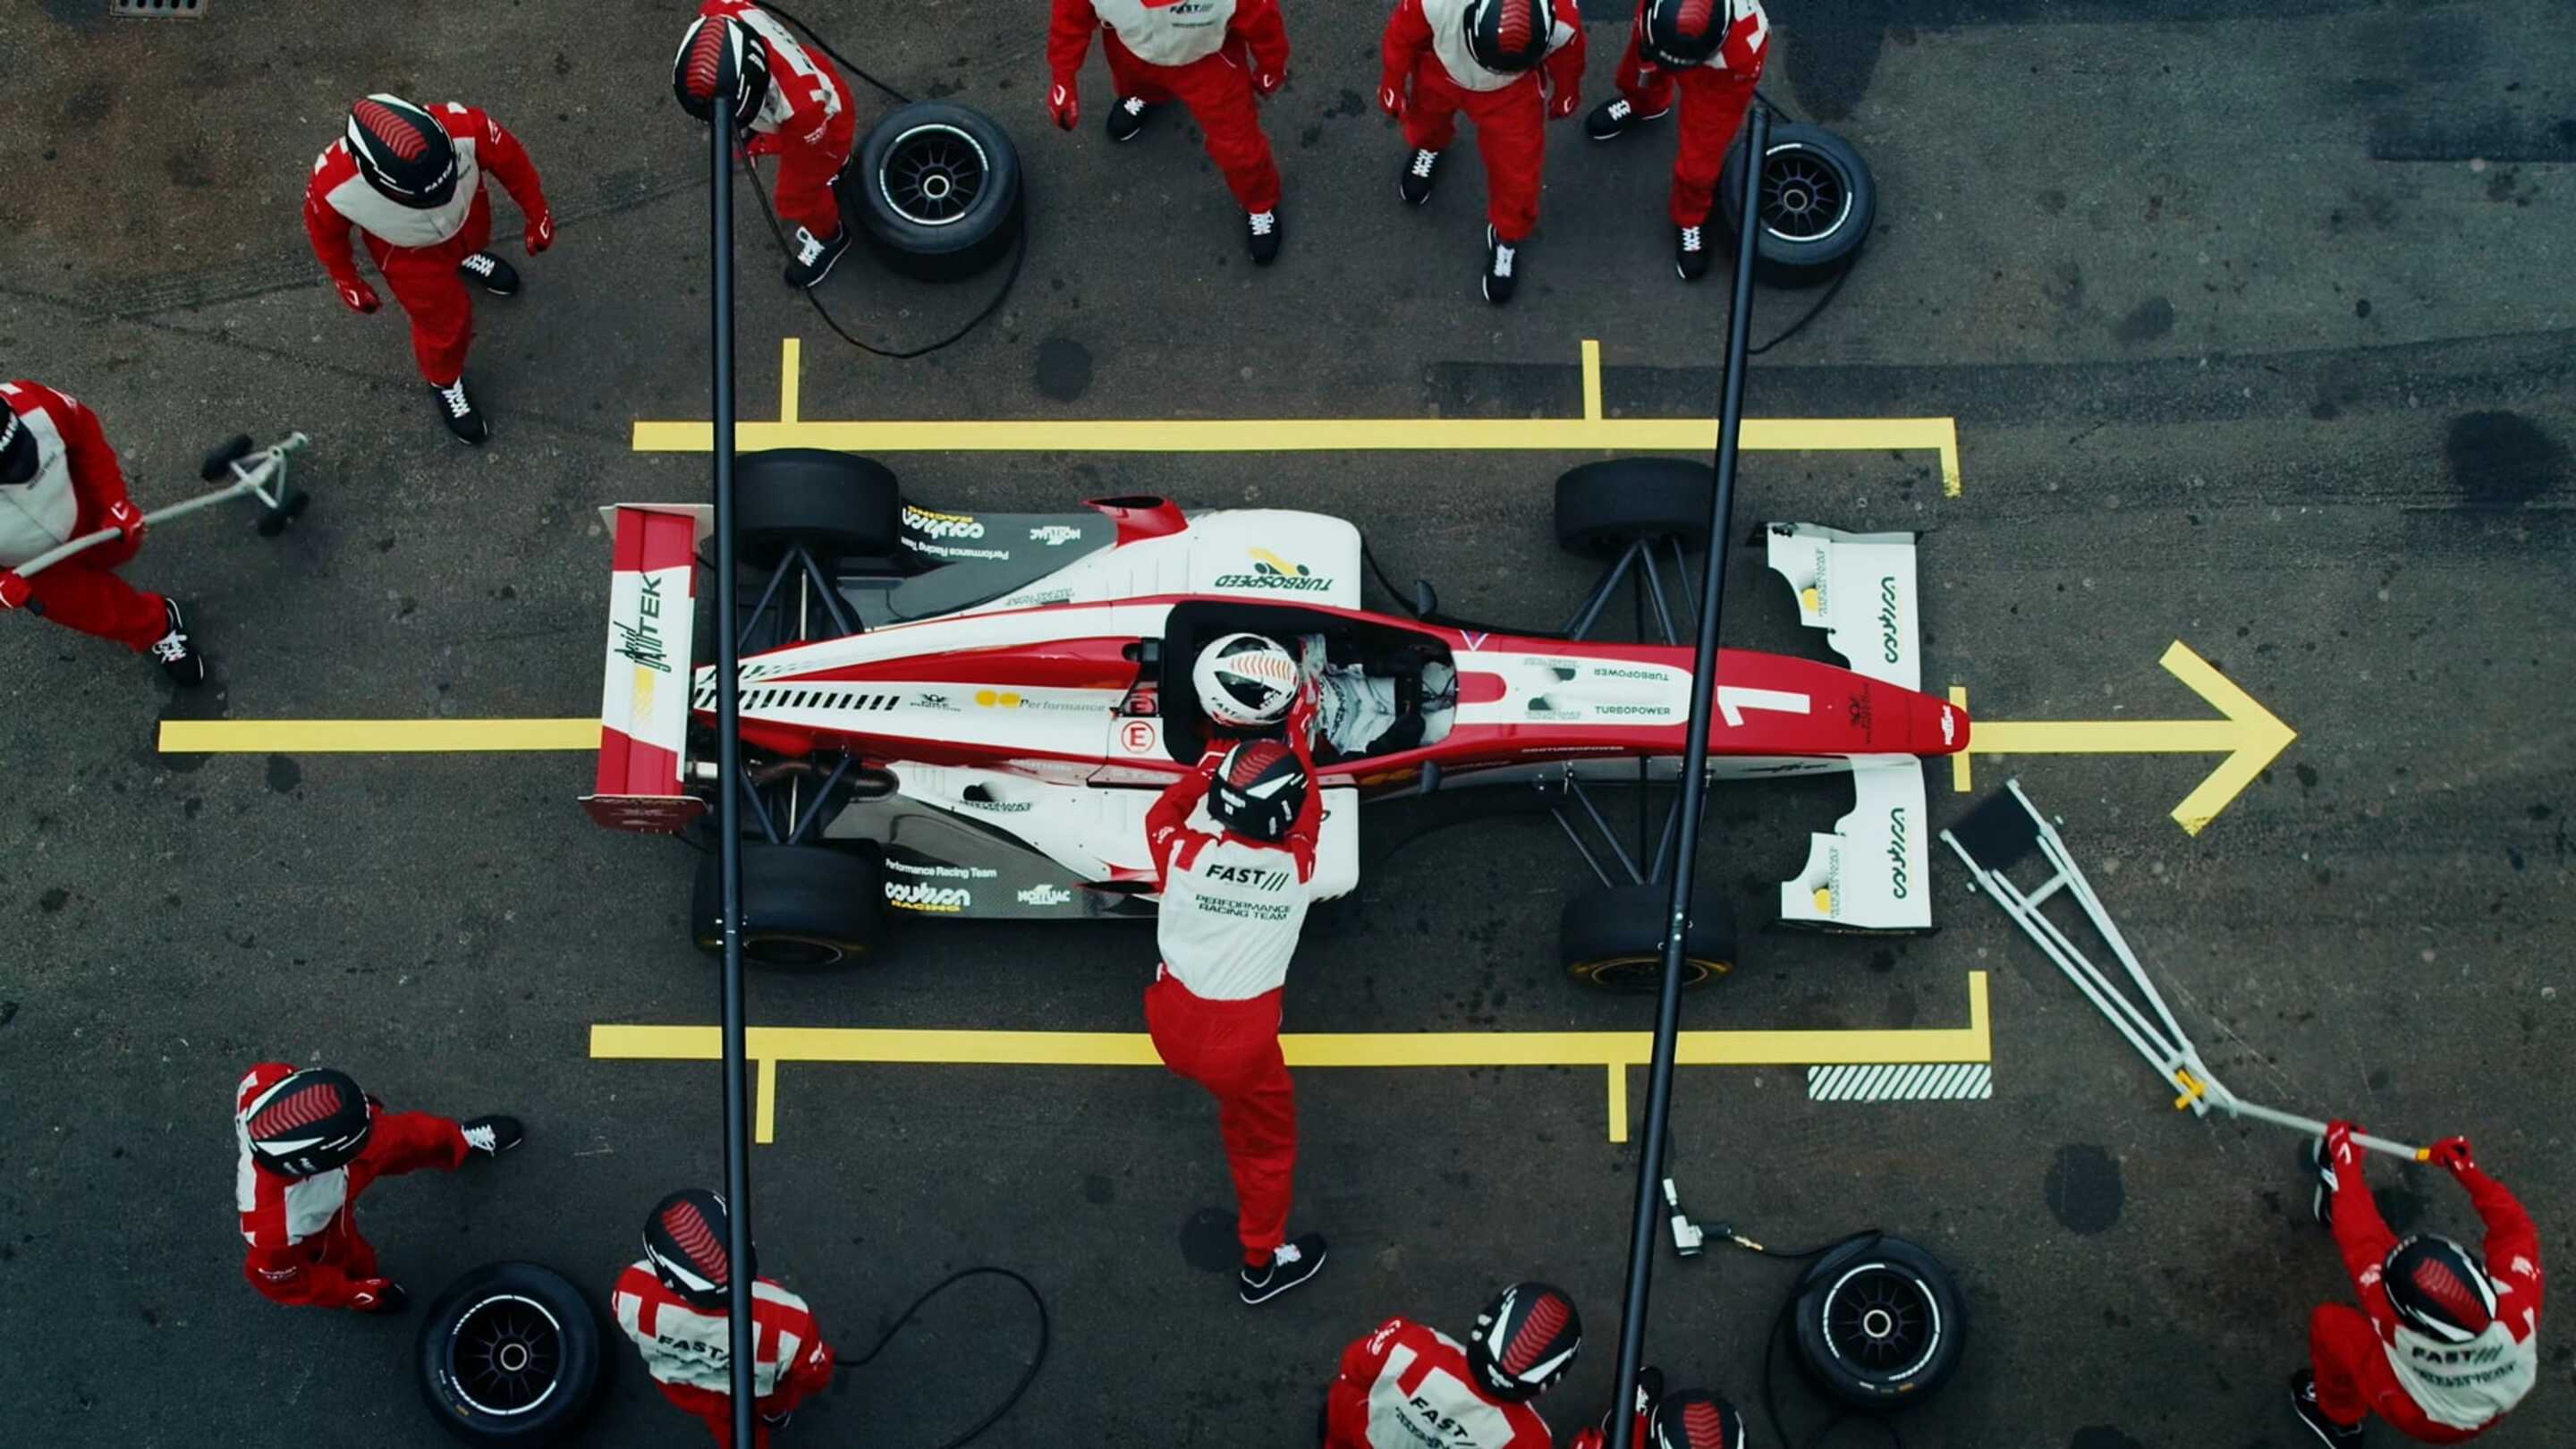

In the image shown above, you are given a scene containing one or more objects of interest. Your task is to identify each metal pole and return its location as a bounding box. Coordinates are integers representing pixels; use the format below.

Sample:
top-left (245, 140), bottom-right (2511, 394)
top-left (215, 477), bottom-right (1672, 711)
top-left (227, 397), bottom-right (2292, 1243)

top-left (1605, 103), bottom-right (1770, 1449)
top-left (709, 100), bottom-right (759, 1448)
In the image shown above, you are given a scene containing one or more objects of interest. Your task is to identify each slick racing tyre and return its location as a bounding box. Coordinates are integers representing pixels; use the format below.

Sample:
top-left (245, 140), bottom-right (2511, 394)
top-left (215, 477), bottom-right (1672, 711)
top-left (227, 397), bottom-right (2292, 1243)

top-left (1554, 459), bottom-right (1716, 557)
top-left (693, 842), bottom-right (886, 967)
top-left (1716, 122), bottom-right (1877, 287)
top-left (847, 102), bottom-right (1024, 283)
top-left (417, 1262), bottom-right (606, 1445)
top-left (1561, 883), bottom-right (1737, 992)
top-left (1790, 1235), bottom-right (1964, 1411)
top-left (733, 449), bottom-right (903, 571)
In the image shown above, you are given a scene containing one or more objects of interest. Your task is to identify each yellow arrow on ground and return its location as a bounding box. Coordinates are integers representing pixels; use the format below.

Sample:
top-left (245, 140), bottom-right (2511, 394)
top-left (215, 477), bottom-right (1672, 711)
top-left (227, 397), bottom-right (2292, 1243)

top-left (1945, 640), bottom-right (2296, 835)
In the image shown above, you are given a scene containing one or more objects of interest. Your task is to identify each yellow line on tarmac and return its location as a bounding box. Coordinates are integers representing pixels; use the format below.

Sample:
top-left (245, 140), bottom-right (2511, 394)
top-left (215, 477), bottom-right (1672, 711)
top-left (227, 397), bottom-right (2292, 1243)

top-left (778, 337), bottom-right (801, 425)
top-left (1581, 338), bottom-right (1605, 422)
top-left (158, 718), bottom-right (597, 753)
top-left (591, 972), bottom-right (1990, 1143)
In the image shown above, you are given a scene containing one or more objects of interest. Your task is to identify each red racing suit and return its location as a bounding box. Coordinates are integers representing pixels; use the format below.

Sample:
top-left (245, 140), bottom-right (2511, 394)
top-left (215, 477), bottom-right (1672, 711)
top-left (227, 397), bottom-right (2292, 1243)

top-left (2309, 1140), bottom-right (2542, 1442)
top-left (612, 1262), bottom-right (837, 1449)
top-left (0, 380), bottom-right (167, 651)
top-left (1381, 0), bottom-right (1585, 242)
top-left (700, 0), bottom-right (858, 238)
top-left (1144, 733), bottom-right (1324, 1262)
top-left (1612, 0), bottom-right (1768, 226)
top-left (1050, 0), bottom-right (1290, 215)
top-left (1325, 1317), bottom-right (1555, 1449)
top-left (302, 103), bottom-right (550, 386)
top-left (233, 1062), bottom-right (470, 1309)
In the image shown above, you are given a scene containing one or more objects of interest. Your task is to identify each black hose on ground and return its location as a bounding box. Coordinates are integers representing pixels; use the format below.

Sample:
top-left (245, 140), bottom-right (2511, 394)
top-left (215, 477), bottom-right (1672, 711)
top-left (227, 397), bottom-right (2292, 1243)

top-left (835, 1266), bottom-right (1051, 1449)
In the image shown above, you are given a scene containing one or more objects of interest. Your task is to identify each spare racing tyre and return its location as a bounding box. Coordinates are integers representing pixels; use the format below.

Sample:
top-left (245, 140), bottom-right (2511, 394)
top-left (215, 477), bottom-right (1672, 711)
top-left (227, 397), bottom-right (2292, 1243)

top-left (1561, 883), bottom-right (1737, 992)
top-left (846, 102), bottom-right (1024, 283)
top-left (417, 1261), bottom-right (606, 1445)
top-left (733, 449), bottom-right (903, 571)
top-left (1790, 1235), bottom-right (1965, 1411)
top-left (1716, 122), bottom-right (1877, 288)
top-left (1555, 459), bottom-right (1716, 557)
top-left (692, 842), bottom-right (886, 967)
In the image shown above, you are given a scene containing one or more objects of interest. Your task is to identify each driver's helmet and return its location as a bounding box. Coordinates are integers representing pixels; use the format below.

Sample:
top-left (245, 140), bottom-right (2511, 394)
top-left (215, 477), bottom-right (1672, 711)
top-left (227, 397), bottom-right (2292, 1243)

top-left (1193, 632), bottom-right (1299, 729)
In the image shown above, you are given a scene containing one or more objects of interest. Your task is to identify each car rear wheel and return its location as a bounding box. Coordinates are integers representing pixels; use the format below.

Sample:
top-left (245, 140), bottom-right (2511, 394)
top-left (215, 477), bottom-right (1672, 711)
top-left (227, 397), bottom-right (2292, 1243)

top-left (416, 1262), bottom-right (606, 1445)
top-left (692, 842), bottom-right (886, 967)
top-left (1790, 1235), bottom-right (1965, 1410)
top-left (1554, 460), bottom-right (1716, 557)
top-left (1716, 123), bottom-right (1877, 288)
top-left (733, 449), bottom-right (903, 571)
top-left (1561, 883), bottom-right (1737, 992)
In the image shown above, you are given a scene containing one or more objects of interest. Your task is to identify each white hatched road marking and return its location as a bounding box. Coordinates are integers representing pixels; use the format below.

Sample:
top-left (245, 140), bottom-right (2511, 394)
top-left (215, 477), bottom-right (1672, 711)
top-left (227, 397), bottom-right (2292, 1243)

top-left (1808, 1062), bottom-right (1993, 1102)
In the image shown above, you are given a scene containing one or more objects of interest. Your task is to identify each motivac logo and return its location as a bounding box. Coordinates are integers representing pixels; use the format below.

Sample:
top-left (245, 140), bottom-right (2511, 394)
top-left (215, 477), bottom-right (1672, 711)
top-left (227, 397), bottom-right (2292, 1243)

top-left (1877, 576), bottom-right (1902, 665)
top-left (902, 506), bottom-right (986, 541)
top-left (1028, 524), bottom-right (1082, 547)
top-left (1017, 884), bottom-right (1073, 907)
top-left (885, 881), bottom-right (971, 912)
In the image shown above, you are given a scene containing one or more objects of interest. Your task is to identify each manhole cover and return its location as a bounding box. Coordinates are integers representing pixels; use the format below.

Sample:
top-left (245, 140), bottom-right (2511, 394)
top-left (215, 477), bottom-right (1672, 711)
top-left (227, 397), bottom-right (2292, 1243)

top-left (113, 0), bottom-right (206, 16)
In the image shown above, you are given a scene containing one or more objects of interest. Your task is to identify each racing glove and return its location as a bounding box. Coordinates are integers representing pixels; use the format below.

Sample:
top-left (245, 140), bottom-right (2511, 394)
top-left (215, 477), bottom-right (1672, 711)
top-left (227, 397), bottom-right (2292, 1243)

top-left (1254, 68), bottom-right (1286, 97)
top-left (2429, 1136), bottom-right (2476, 1174)
top-left (335, 279), bottom-right (382, 315)
top-left (1377, 79), bottom-right (1406, 118)
top-left (525, 209), bottom-right (555, 255)
top-left (103, 497), bottom-right (147, 545)
top-left (1548, 86), bottom-right (1580, 120)
top-left (0, 570), bottom-right (31, 611)
top-left (2323, 1120), bottom-right (2362, 1171)
top-left (1048, 79), bottom-right (1080, 131)
top-left (352, 1280), bottom-right (409, 1314)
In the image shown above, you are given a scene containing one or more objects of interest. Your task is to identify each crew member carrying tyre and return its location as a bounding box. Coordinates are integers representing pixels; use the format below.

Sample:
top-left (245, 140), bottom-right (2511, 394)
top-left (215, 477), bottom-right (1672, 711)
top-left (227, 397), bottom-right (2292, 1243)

top-left (1, 379), bottom-right (204, 686)
top-left (1323, 1283), bottom-right (1585, 1448)
top-left (1582, 0), bottom-right (1768, 282)
top-left (1047, 0), bottom-right (1292, 266)
top-left (304, 94), bottom-right (554, 446)
top-left (674, 3), bottom-right (859, 291)
top-left (613, 1189), bottom-right (838, 1448)
top-left (1379, 0), bottom-right (1584, 305)
top-left (1146, 681), bottom-right (1331, 1305)
top-left (234, 1062), bottom-right (524, 1312)
top-left (2292, 1123), bottom-right (2541, 1445)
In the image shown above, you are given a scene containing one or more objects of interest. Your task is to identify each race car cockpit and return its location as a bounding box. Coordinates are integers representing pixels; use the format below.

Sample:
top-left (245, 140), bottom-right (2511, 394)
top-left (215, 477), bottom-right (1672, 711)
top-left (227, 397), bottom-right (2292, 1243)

top-left (1154, 600), bottom-right (1456, 765)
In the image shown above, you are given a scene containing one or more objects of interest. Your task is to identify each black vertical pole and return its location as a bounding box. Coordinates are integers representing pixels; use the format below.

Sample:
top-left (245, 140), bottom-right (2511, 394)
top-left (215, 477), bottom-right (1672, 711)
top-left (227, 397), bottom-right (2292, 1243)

top-left (1603, 103), bottom-right (1770, 1449)
top-left (709, 101), bottom-right (758, 1447)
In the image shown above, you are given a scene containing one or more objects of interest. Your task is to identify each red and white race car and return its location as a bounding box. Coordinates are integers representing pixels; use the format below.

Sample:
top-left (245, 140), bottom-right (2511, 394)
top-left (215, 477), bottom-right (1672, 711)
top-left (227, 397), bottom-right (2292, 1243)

top-left (582, 452), bottom-right (1966, 984)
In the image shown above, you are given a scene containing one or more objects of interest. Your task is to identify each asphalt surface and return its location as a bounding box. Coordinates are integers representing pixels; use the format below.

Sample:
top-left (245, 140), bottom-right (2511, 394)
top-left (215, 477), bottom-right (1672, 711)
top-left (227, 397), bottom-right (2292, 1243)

top-left (4, 2), bottom-right (2572, 1446)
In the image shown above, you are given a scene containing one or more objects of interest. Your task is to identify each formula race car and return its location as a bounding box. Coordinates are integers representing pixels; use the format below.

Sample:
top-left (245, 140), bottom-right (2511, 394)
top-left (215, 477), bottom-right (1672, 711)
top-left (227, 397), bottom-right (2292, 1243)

top-left (582, 451), bottom-right (1968, 987)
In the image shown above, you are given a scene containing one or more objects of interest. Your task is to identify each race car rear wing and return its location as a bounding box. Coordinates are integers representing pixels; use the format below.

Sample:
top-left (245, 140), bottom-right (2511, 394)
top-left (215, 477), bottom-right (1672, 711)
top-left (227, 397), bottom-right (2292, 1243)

top-left (582, 504), bottom-right (711, 834)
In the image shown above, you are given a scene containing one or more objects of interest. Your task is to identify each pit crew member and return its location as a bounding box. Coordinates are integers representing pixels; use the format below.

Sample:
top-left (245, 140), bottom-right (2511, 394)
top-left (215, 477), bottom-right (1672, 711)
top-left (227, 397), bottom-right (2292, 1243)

top-left (614, 1188), bottom-right (838, 1448)
top-left (674, 4), bottom-right (859, 290)
top-left (1146, 698), bottom-right (1330, 1304)
top-left (1, 379), bottom-right (202, 685)
top-left (304, 94), bottom-right (554, 445)
top-left (2293, 1123), bottom-right (2540, 1445)
top-left (234, 1062), bottom-right (523, 1311)
top-left (1048, 0), bottom-right (1292, 265)
top-left (1582, 0), bottom-right (1768, 282)
top-left (1323, 1282), bottom-right (1585, 1448)
top-left (1194, 631), bottom-right (1454, 760)
top-left (1378, 0), bottom-right (1585, 304)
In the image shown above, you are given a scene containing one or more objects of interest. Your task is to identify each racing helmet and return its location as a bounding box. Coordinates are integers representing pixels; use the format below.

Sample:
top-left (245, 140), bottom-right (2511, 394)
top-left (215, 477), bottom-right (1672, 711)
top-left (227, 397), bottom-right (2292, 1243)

top-left (2384, 1234), bottom-right (2499, 1343)
top-left (643, 1188), bottom-right (754, 1310)
top-left (673, 15), bottom-right (773, 129)
top-left (1468, 1282), bottom-right (1583, 1402)
top-left (1208, 738), bottom-right (1309, 843)
top-left (240, 1067), bottom-right (374, 1178)
top-left (0, 406), bottom-right (34, 486)
top-left (1640, 0), bottom-right (1744, 71)
top-left (1463, 0), bottom-right (1550, 74)
top-left (344, 96), bottom-right (461, 210)
top-left (1193, 632), bottom-right (1300, 730)
top-left (1651, 1389), bottom-right (1749, 1449)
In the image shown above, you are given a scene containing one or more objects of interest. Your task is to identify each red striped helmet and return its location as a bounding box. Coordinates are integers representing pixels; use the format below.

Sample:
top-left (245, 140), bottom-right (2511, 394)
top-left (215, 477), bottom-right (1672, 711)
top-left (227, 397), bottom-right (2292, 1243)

top-left (1464, 0), bottom-right (1549, 74)
top-left (1469, 1282), bottom-right (1583, 1402)
top-left (1641, 0), bottom-right (1734, 70)
top-left (2385, 1234), bottom-right (2499, 1344)
top-left (241, 1067), bottom-right (373, 1178)
top-left (672, 15), bottom-right (773, 128)
top-left (643, 1189), bottom-right (755, 1310)
top-left (345, 96), bottom-right (459, 210)
top-left (1652, 1389), bottom-right (1748, 1449)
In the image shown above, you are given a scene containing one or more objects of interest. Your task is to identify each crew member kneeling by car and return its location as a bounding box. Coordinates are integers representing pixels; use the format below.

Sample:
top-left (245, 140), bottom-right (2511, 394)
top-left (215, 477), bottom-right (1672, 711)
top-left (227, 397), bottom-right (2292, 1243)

top-left (1147, 675), bottom-right (1330, 1306)
top-left (614, 1189), bottom-right (837, 1448)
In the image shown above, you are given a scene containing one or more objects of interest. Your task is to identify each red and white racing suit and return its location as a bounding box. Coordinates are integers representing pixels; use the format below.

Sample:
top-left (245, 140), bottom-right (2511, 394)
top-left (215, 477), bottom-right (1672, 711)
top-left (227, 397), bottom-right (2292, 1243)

top-left (612, 1262), bottom-right (837, 1449)
top-left (700, 0), bottom-right (857, 238)
top-left (1381, 0), bottom-right (1585, 242)
top-left (1145, 734), bottom-right (1324, 1263)
top-left (1612, 0), bottom-right (1768, 226)
top-left (1050, 0), bottom-right (1290, 215)
top-left (1325, 1317), bottom-right (1555, 1449)
top-left (0, 380), bottom-right (168, 652)
top-left (302, 103), bottom-right (550, 386)
top-left (2311, 1151), bottom-right (2541, 1441)
top-left (233, 1062), bottom-right (470, 1310)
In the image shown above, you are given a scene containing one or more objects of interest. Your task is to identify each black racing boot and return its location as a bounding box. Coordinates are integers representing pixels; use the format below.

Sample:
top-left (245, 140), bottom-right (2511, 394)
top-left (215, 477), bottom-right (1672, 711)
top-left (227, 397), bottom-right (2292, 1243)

top-left (784, 225), bottom-right (852, 290)
top-left (2290, 1370), bottom-right (2363, 1445)
top-left (1675, 221), bottom-right (1712, 282)
top-left (1238, 1233), bottom-right (1326, 1304)
top-left (1398, 147), bottom-right (1441, 206)
top-left (1106, 96), bottom-right (1154, 142)
top-left (1482, 225), bottom-right (1521, 305)
top-left (433, 377), bottom-right (488, 445)
top-left (150, 598), bottom-right (206, 688)
top-left (461, 1115), bottom-right (526, 1159)
top-left (457, 251), bottom-right (521, 296)
top-left (1585, 96), bottom-right (1669, 142)
top-left (1245, 208), bottom-right (1283, 267)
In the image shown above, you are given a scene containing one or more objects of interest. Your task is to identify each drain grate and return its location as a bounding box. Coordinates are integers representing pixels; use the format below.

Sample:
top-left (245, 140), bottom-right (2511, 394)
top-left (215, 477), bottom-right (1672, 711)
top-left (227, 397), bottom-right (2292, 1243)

top-left (113, 0), bottom-right (206, 16)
